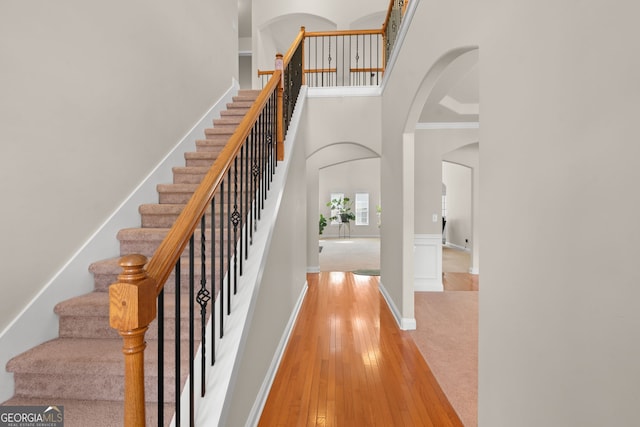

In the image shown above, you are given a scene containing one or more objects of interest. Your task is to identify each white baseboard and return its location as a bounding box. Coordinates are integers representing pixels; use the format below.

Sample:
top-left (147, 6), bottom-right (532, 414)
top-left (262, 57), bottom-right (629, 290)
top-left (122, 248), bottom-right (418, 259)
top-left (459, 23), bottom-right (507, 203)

top-left (469, 267), bottom-right (480, 275)
top-left (245, 282), bottom-right (308, 427)
top-left (307, 266), bottom-right (320, 273)
top-left (0, 80), bottom-right (239, 403)
top-left (414, 234), bottom-right (443, 292)
top-left (378, 280), bottom-right (416, 331)
top-left (445, 242), bottom-right (471, 252)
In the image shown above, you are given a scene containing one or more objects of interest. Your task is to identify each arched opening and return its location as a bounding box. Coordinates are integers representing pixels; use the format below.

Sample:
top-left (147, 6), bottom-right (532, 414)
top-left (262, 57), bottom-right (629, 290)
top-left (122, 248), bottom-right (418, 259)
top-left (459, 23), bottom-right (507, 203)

top-left (306, 142), bottom-right (380, 273)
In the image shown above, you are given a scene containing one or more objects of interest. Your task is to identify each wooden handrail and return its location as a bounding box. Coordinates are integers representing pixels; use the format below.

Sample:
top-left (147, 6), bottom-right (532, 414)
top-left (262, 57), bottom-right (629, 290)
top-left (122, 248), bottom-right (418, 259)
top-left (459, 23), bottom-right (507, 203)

top-left (145, 71), bottom-right (282, 292)
top-left (304, 28), bottom-right (384, 38)
top-left (305, 68), bottom-right (338, 74)
top-left (283, 27), bottom-right (306, 66)
top-left (110, 66), bottom-right (282, 427)
top-left (350, 67), bottom-right (384, 73)
top-left (381, 0), bottom-right (396, 33)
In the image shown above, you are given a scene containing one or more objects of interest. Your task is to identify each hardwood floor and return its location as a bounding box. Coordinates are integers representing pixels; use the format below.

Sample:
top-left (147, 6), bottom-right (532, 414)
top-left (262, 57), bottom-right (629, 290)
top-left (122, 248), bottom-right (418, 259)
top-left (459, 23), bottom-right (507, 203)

top-left (258, 272), bottom-right (462, 427)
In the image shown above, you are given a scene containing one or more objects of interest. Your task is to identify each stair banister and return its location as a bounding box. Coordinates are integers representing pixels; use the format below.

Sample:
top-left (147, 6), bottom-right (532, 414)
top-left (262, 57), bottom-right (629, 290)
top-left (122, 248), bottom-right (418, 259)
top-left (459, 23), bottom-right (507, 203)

top-left (108, 254), bottom-right (157, 427)
top-left (108, 30), bottom-right (306, 426)
top-left (144, 70), bottom-right (282, 292)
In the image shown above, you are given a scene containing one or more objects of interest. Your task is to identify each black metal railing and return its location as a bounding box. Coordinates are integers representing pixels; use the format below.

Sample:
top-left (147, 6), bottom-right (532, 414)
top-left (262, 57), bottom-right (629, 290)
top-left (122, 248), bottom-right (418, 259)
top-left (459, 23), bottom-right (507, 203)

top-left (304, 30), bottom-right (383, 87)
top-left (257, 0), bottom-right (412, 91)
top-left (154, 89), bottom-right (279, 426)
top-left (383, 0), bottom-right (408, 68)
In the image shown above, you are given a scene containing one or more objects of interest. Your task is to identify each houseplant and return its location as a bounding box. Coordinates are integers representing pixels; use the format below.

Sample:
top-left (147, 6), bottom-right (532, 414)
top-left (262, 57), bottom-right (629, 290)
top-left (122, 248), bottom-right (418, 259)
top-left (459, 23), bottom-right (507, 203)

top-left (319, 213), bottom-right (328, 235)
top-left (326, 196), bottom-right (356, 223)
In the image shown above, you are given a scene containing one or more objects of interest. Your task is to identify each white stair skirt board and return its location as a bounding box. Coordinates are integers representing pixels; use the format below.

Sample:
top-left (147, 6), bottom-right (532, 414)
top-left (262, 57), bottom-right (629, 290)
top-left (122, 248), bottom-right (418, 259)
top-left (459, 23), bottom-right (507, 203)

top-left (0, 80), bottom-right (240, 403)
top-left (414, 234), bottom-right (443, 292)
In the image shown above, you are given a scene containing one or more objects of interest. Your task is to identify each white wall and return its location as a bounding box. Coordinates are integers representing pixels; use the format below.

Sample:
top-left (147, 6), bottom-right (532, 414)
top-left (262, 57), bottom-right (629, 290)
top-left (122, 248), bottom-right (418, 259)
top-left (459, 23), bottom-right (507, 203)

top-left (380, 0), bottom-right (480, 327)
top-left (442, 161), bottom-right (471, 248)
top-left (0, 1), bottom-right (237, 338)
top-left (443, 142), bottom-right (479, 272)
top-left (479, 1), bottom-right (640, 425)
top-left (220, 96), bottom-right (308, 427)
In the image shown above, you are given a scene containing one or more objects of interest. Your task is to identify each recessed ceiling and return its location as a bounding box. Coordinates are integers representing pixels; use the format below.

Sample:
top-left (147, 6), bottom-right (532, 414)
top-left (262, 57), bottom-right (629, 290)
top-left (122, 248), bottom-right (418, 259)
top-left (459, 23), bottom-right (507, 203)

top-left (418, 50), bottom-right (479, 123)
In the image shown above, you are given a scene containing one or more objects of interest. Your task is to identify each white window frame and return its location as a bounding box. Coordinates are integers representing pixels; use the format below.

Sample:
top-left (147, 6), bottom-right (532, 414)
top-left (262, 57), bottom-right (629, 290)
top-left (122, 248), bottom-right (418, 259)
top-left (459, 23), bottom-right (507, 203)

top-left (355, 193), bottom-right (369, 226)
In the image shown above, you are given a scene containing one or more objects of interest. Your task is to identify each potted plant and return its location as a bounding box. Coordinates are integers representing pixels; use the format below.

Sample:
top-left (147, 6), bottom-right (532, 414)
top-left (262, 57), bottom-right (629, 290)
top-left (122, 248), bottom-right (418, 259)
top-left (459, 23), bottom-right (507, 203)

top-left (319, 213), bottom-right (328, 235)
top-left (326, 196), bottom-right (356, 223)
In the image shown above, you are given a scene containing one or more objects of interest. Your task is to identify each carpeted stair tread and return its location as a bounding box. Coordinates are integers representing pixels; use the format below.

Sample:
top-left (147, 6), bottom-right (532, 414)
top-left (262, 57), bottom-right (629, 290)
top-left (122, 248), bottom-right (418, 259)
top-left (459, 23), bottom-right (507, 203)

top-left (89, 257), bottom-right (221, 293)
top-left (8, 338), bottom-right (137, 376)
top-left (55, 291), bottom-right (207, 340)
top-left (226, 101), bottom-right (252, 109)
top-left (204, 127), bottom-right (235, 138)
top-left (213, 117), bottom-right (243, 128)
top-left (138, 202), bottom-right (237, 228)
top-left (172, 166), bottom-right (210, 184)
top-left (185, 151), bottom-right (222, 168)
top-left (157, 183), bottom-right (201, 204)
top-left (221, 108), bottom-right (249, 117)
top-left (139, 204), bottom-right (186, 216)
top-left (118, 227), bottom-right (230, 246)
top-left (196, 137), bottom-right (231, 149)
top-left (8, 338), bottom-right (192, 402)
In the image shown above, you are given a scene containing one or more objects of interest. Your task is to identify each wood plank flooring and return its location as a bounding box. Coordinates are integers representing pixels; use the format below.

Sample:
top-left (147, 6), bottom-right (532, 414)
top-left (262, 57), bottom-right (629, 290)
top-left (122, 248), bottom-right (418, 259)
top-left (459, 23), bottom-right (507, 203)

top-left (258, 272), bottom-right (462, 427)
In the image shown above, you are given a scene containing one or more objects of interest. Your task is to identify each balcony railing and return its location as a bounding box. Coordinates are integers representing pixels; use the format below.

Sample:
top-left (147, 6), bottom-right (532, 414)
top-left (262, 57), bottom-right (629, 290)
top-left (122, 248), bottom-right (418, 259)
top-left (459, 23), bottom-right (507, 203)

top-left (258, 0), bottom-right (410, 89)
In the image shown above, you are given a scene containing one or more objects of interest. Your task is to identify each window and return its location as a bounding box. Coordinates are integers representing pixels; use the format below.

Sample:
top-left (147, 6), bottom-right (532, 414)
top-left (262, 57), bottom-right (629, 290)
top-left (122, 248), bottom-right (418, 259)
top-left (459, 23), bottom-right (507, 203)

top-left (329, 192), bottom-right (343, 225)
top-left (355, 193), bottom-right (369, 226)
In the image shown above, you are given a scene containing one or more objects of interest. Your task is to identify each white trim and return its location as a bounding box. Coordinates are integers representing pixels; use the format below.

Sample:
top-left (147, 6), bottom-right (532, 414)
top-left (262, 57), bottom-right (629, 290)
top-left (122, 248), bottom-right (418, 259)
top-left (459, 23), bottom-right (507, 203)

top-left (378, 280), bottom-right (416, 331)
top-left (414, 234), bottom-right (443, 292)
top-left (245, 282), bottom-right (308, 427)
top-left (469, 267), bottom-right (480, 275)
top-left (238, 50), bottom-right (252, 57)
top-left (307, 266), bottom-right (320, 273)
top-left (416, 121), bottom-right (480, 130)
top-left (445, 242), bottom-right (471, 253)
top-left (0, 80), bottom-right (240, 403)
top-left (307, 85), bottom-right (381, 98)
top-left (438, 95), bottom-right (479, 115)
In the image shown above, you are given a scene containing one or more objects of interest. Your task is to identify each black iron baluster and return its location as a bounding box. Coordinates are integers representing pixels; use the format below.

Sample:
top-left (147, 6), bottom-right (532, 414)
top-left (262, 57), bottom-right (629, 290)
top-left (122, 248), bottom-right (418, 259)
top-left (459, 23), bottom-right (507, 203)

top-left (232, 157), bottom-right (240, 295)
top-left (226, 168), bottom-right (231, 314)
top-left (239, 143), bottom-right (245, 272)
top-left (250, 127), bottom-right (257, 242)
top-left (322, 35), bottom-right (325, 87)
top-left (197, 215), bottom-right (210, 396)
top-left (211, 196), bottom-right (216, 364)
top-left (174, 261), bottom-right (181, 427)
top-left (188, 235), bottom-right (195, 426)
top-left (158, 287), bottom-right (164, 426)
top-left (244, 138), bottom-right (250, 259)
top-left (219, 179), bottom-right (224, 337)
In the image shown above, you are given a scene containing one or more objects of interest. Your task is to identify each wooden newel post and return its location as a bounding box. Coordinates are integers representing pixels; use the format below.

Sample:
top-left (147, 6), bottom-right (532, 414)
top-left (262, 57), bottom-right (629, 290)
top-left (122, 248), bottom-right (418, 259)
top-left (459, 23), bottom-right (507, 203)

top-left (275, 52), bottom-right (285, 161)
top-left (109, 254), bottom-right (157, 427)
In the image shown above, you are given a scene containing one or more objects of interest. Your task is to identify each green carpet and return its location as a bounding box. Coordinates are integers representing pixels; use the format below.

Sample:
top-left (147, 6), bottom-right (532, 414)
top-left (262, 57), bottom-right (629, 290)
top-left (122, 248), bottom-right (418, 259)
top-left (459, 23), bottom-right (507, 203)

top-left (352, 269), bottom-right (380, 276)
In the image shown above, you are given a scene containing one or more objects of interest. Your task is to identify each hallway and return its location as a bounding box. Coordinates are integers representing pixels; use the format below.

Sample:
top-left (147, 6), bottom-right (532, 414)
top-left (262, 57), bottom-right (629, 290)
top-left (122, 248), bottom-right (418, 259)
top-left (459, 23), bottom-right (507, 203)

top-left (258, 272), bottom-right (462, 426)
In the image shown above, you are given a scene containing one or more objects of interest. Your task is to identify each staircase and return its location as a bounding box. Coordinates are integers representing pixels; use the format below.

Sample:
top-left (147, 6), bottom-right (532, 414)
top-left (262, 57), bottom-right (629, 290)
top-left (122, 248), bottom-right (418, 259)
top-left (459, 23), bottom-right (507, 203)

top-left (1, 90), bottom-right (261, 426)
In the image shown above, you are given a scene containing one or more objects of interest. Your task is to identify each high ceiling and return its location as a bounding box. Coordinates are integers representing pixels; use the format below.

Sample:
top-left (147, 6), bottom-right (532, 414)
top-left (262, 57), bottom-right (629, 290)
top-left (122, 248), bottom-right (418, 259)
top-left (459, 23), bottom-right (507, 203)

top-left (418, 50), bottom-right (479, 124)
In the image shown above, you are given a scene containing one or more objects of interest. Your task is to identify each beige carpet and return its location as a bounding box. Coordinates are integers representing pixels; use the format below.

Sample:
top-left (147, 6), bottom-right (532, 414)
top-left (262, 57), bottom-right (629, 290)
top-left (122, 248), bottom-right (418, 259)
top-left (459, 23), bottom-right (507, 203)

top-left (318, 238), bottom-right (478, 426)
top-left (319, 237), bottom-right (380, 271)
